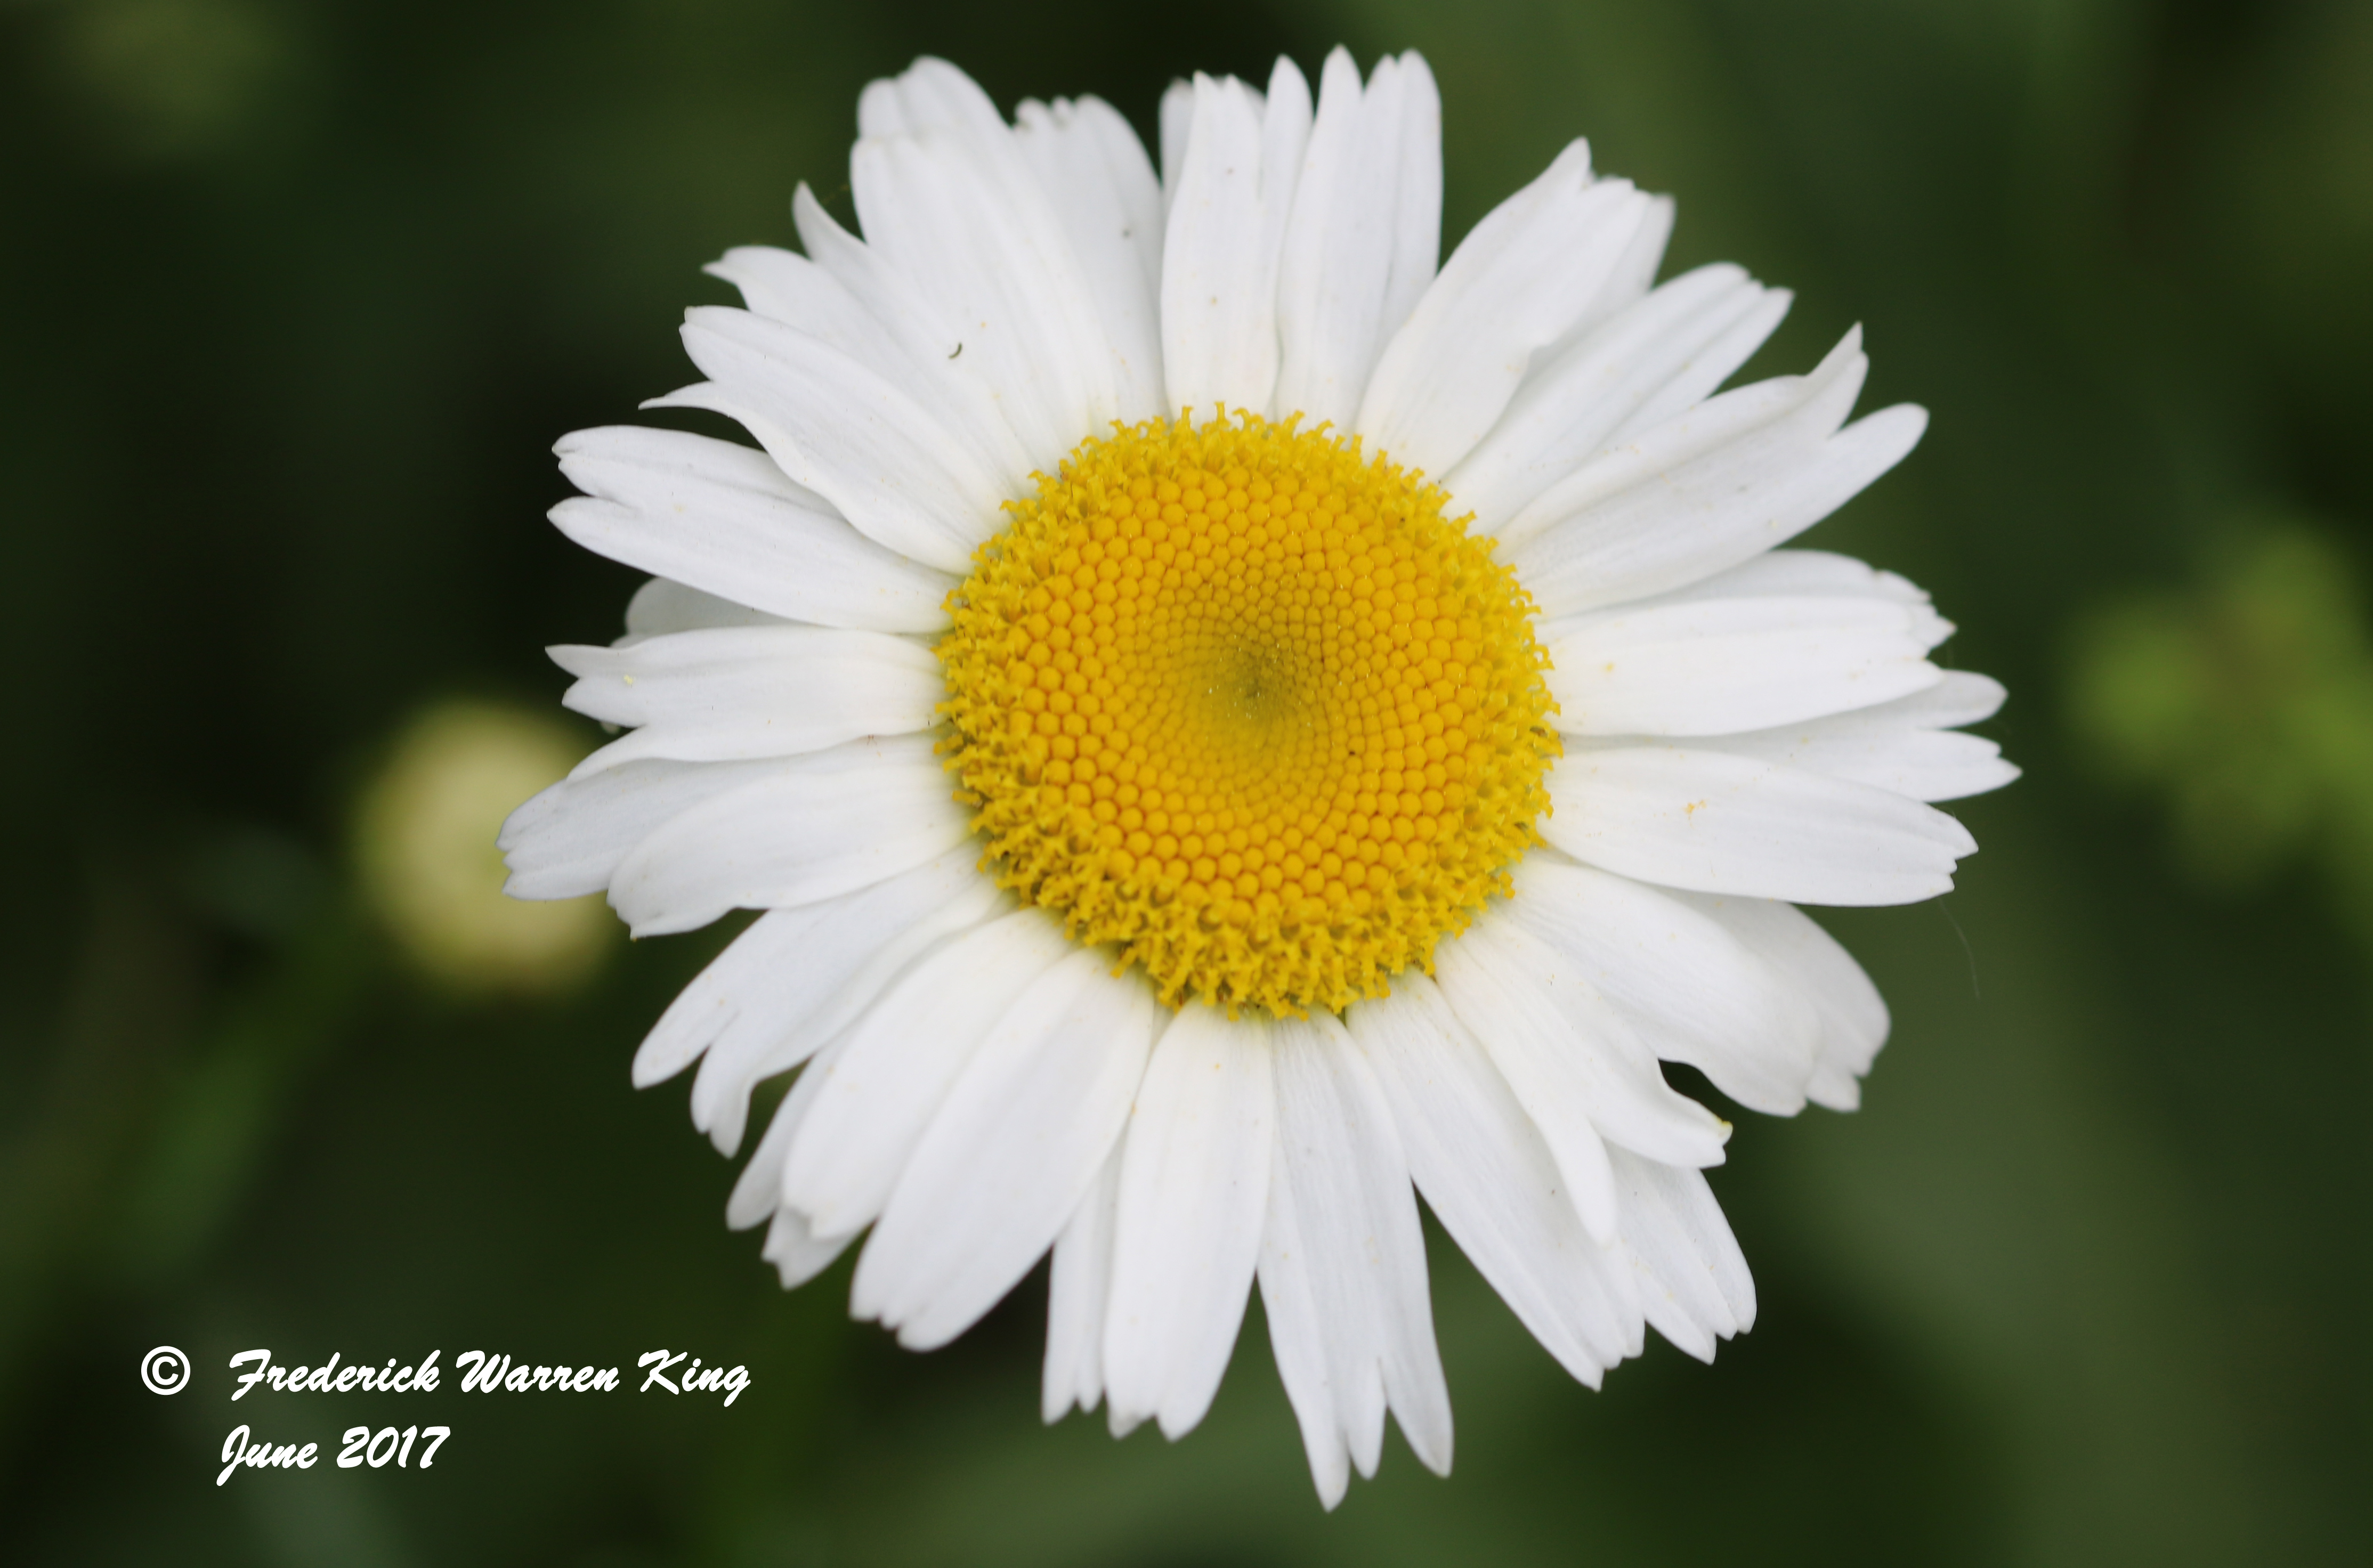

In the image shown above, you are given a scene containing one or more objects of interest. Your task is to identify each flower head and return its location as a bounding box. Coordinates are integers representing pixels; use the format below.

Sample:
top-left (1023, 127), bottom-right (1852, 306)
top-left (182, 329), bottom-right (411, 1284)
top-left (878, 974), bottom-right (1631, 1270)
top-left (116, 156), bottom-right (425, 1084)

top-left (937, 410), bottom-right (1560, 1017)
top-left (505, 48), bottom-right (2015, 1506)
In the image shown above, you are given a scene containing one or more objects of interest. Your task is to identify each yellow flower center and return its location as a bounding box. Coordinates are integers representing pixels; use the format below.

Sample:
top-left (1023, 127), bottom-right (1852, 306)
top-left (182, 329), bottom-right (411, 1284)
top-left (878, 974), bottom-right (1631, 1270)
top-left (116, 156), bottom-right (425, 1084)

top-left (936, 412), bottom-right (1558, 1017)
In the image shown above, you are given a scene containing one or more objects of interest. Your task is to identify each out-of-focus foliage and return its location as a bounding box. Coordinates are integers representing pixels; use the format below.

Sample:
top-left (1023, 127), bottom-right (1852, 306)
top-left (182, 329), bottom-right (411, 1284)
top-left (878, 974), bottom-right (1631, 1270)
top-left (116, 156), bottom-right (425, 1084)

top-left (51, 0), bottom-right (296, 163)
top-left (2071, 524), bottom-right (2373, 928)
top-left (2, 0), bottom-right (2368, 1564)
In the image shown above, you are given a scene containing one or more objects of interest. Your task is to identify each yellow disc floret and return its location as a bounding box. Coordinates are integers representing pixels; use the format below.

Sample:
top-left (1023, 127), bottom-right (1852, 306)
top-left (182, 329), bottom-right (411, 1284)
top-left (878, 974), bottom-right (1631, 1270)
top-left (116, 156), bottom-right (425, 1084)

top-left (936, 412), bottom-right (1558, 1017)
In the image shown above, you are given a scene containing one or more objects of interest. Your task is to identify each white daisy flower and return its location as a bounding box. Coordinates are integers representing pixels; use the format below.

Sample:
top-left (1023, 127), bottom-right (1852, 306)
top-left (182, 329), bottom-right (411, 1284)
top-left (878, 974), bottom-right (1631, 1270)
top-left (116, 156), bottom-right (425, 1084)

top-left (503, 48), bottom-right (2015, 1506)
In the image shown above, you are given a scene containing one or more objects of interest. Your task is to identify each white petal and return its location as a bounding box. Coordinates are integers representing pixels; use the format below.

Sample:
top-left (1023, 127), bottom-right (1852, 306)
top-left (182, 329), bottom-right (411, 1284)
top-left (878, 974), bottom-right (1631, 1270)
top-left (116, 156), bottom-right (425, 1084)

top-left (727, 1044), bottom-right (840, 1231)
top-left (703, 240), bottom-right (1031, 497)
top-left (1161, 62), bottom-right (1311, 419)
top-left (552, 426), bottom-right (953, 636)
top-left (849, 128), bottom-right (1118, 468)
top-left (1877, 668), bottom-right (2008, 728)
top-left (854, 953), bottom-right (1157, 1351)
top-left (1582, 547), bottom-right (1952, 656)
top-left (1611, 1148), bottom-right (1755, 1360)
top-left (857, 55), bottom-right (1005, 140)
top-left (1043, 1141), bottom-right (1123, 1423)
top-left (1677, 893), bottom-right (1890, 1112)
top-left (550, 626), bottom-right (943, 774)
top-left (674, 307), bottom-right (1006, 575)
top-left (1503, 856), bottom-right (1820, 1115)
top-left (1434, 912), bottom-right (1732, 1178)
top-left (1504, 330), bottom-right (1929, 614)
top-left (1257, 1135), bottom-right (1348, 1507)
top-left (1104, 1004), bottom-right (1274, 1441)
top-left (1542, 745), bottom-right (1978, 906)
top-left (1160, 74), bottom-right (1265, 416)
top-left (762, 1206), bottom-right (854, 1290)
top-left (680, 855), bottom-right (1005, 1156)
top-left (1274, 50), bottom-right (1437, 430)
top-left (1258, 60), bottom-right (1315, 311)
top-left (1587, 194), bottom-right (1674, 337)
top-left (1443, 264), bottom-right (1788, 532)
top-left (629, 846), bottom-right (991, 1086)
top-left (1430, 943), bottom-right (1613, 1240)
top-left (859, 58), bottom-right (1114, 267)
top-left (1271, 48), bottom-right (1373, 428)
top-left (1543, 595), bottom-right (1943, 738)
top-left (619, 578), bottom-right (790, 639)
top-left (1257, 1011), bottom-right (1452, 1508)
top-left (1352, 977), bottom-right (1642, 1383)
top-left (1681, 667), bottom-right (2018, 803)
top-left (1157, 78), bottom-right (1193, 201)
top-left (499, 755), bottom-right (790, 902)
top-left (1698, 710), bottom-right (2019, 803)
top-left (1014, 95), bottom-right (1167, 423)
top-left (779, 909), bottom-right (1074, 1240)
top-left (858, 48), bottom-right (1134, 416)
top-left (788, 187), bottom-right (1038, 494)
top-left (1622, 544), bottom-right (1932, 612)
top-left (1497, 328), bottom-right (1861, 552)
top-left (1355, 141), bottom-right (1655, 479)
top-left (707, 241), bottom-right (894, 358)
top-left (1374, 53), bottom-right (1441, 348)
top-left (608, 733), bottom-right (968, 936)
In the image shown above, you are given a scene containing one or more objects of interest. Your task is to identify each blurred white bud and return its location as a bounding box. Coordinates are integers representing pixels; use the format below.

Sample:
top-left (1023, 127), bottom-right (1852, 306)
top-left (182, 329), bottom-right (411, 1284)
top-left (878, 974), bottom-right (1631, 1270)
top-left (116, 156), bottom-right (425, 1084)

top-left (357, 701), bottom-right (611, 996)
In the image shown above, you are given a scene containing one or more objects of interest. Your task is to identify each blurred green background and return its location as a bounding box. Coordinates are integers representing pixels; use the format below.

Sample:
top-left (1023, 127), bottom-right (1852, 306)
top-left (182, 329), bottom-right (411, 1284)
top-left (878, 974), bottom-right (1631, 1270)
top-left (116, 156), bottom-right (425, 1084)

top-left (4, 0), bottom-right (2369, 1562)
